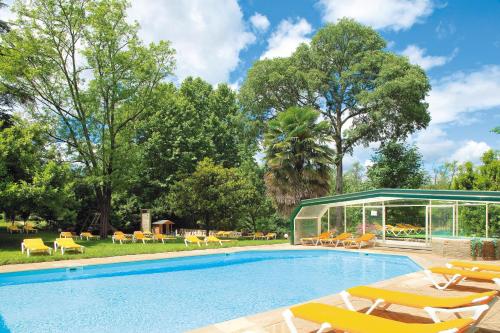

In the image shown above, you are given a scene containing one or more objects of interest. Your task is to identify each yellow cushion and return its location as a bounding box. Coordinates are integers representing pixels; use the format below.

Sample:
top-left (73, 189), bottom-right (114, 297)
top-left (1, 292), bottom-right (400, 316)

top-left (450, 261), bottom-right (500, 273)
top-left (291, 303), bottom-right (473, 333)
top-left (23, 238), bottom-right (49, 250)
top-left (430, 267), bottom-right (500, 280)
top-left (347, 286), bottom-right (497, 309)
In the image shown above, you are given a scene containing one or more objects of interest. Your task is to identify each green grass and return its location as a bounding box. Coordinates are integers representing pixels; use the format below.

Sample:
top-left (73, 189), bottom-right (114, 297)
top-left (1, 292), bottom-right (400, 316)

top-left (0, 226), bottom-right (287, 265)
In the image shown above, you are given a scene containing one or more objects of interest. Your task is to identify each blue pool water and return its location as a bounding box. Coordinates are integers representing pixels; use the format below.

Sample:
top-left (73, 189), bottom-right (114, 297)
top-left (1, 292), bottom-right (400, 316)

top-left (0, 250), bottom-right (420, 332)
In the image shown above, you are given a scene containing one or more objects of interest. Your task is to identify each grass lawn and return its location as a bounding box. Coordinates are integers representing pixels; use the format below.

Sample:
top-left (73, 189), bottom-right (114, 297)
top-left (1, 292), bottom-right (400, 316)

top-left (0, 225), bottom-right (287, 265)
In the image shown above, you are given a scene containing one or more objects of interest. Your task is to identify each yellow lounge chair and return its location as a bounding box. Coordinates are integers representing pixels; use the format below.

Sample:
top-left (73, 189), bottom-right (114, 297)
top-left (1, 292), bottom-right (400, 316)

top-left (112, 231), bottom-right (132, 244)
top-left (447, 260), bottom-right (500, 273)
top-left (59, 231), bottom-right (78, 239)
top-left (23, 224), bottom-right (38, 234)
top-left (153, 233), bottom-right (176, 243)
top-left (80, 231), bottom-right (100, 240)
top-left (204, 236), bottom-right (233, 246)
top-left (343, 233), bottom-right (376, 249)
top-left (300, 231), bottom-right (331, 245)
top-left (253, 232), bottom-right (265, 240)
top-left (340, 285), bottom-right (495, 323)
top-left (54, 238), bottom-right (85, 254)
top-left (385, 224), bottom-right (408, 237)
top-left (282, 302), bottom-right (474, 333)
top-left (265, 232), bottom-right (277, 240)
top-left (133, 231), bottom-right (153, 243)
top-left (424, 267), bottom-right (500, 290)
top-left (7, 225), bottom-right (22, 234)
top-left (21, 238), bottom-right (52, 256)
top-left (320, 232), bottom-right (351, 246)
top-left (184, 235), bottom-right (203, 247)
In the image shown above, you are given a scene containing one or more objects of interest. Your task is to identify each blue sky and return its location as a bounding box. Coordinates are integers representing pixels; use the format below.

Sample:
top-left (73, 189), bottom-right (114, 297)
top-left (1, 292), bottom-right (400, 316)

top-left (1, 0), bottom-right (499, 171)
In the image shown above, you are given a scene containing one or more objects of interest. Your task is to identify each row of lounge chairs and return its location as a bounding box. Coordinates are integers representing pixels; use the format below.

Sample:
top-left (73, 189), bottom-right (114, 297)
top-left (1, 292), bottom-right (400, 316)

top-left (21, 238), bottom-right (85, 256)
top-left (111, 231), bottom-right (176, 244)
top-left (184, 235), bottom-right (236, 247)
top-left (6, 224), bottom-right (38, 234)
top-left (284, 260), bottom-right (500, 333)
top-left (375, 223), bottom-right (425, 236)
top-left (251, 232), bottom-right (277, 240)
top-left (301, 232), bottom-right (376, 249)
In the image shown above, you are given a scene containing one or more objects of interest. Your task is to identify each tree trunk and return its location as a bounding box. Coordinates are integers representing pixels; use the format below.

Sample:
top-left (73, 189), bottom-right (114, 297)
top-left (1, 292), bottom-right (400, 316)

top-left (205, 213), bottom-right (210, 236)
top-left (335, 140), bottom-right (344, 230)
top-left (97, 184), bottom-right (112, 238)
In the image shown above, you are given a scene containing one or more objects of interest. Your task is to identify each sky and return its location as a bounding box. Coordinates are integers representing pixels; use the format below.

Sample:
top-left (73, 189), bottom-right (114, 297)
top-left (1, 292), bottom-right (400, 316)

top-left (1, 0), bottom-right (499, 171)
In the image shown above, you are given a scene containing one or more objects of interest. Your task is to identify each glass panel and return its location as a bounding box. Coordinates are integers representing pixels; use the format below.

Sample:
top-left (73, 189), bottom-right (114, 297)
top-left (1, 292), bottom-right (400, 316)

top-left (457, 205), bottom-right (486, 238)
top-left (328, 207), bottom-right (344, 234)
top-left (431, 206), bottom-right (453, 238)
top-left (345, 207), bottom-right (362, 235)
top-left (294, 218), bottom-right (318, 244)
top-left (386, 206), bottom-right (426, 240)
top-left (365, 207), bottom-right (383, 236)
top-left (489, 205), bottom-right (500, 238)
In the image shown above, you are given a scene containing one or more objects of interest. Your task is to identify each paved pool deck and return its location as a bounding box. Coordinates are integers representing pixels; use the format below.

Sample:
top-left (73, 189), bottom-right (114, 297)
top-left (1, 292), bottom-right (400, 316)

top-left (0, 243), bottom-right (498, 332)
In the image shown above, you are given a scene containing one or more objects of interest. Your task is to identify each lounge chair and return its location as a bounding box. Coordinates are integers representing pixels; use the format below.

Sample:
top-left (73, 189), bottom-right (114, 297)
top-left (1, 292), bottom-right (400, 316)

top-left (301, 231), bottom-right (331, 245)
top-left (253, 232), bottom-right (265, 240)
top-left (204, 236), bottom-right (233, 246)
top-left (282, 302), bottom-right (474, 333)
top-left (59, 231), bottom-right (78, 239)
top-left (343, 233), bottom-right (376, 249)
top-left (265, 232), bottom-right (277, 240)
top-left (112, 231), bottom-right (132, 244)
top-left (21, 238), bottom-right (52, 256)
top-left (80, 231), bottom-right (100, 240)
top-left (54, 238), bottom-right (85, 254)
top-left (184, 235), bottom-right (203, 247)
top-left (320, 232), bottom-right (351, 246)
top-left (340, 285), bottom-right (496, 323)
top-left (215, 231), bottom-right (232, 238)
top-left (424, 267), bottom-right (500, 290)
top-left (7, 225), bottom-right (22, 234)
top-left (133, 231), bottom-right (153, 243)
top-left (153, 233), bottom-right (176, 243)
top-left (23, 224), bottom-right (38, 234)
top-left (447, 260), bottom-right (500, 273)
top-left (385, 224), bottom-right (408, 237)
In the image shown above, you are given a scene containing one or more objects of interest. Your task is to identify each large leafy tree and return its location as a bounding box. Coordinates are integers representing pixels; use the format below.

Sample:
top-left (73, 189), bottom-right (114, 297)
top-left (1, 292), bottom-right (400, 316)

top-left (240, 18), bottom-right (431, 197)
top-left (167, 158), bottom-right (250, 235)
top-left (367, 141), bottom-right (427, 188)
top-left (0, 0), bottom-right (175, 236)
top-left (0, 116), bottom-right (75, 222)
top-left (125, 78), bottom-right (254, 218)
top-left (264, 107), bottom-right (334, 216)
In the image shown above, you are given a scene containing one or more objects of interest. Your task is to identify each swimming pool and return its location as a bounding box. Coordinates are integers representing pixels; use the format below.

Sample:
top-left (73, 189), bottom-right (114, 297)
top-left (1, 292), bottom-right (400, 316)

top-left (0, 250), bottom-right (420, 332)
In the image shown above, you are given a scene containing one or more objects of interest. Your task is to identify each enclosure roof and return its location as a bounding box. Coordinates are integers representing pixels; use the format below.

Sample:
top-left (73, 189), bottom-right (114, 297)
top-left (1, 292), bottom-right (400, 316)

top-left (291, 188), bottom-right (500, 221)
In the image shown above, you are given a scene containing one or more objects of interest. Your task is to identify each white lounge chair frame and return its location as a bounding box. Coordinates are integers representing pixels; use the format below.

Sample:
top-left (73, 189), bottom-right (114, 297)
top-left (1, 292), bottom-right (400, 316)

top-left (424, 269), bottom-right (500, 290)
top-left (340, 290), bottom-right (491, 324)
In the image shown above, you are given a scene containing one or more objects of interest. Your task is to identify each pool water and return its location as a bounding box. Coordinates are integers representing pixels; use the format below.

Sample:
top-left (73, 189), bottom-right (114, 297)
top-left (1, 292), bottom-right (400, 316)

top-left (0, 250), bottom-right (420, 333)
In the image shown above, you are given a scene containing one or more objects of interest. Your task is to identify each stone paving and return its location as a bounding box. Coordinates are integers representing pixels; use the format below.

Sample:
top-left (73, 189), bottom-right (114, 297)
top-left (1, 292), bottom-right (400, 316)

top-left (0, 243), bottom-right (498, 332)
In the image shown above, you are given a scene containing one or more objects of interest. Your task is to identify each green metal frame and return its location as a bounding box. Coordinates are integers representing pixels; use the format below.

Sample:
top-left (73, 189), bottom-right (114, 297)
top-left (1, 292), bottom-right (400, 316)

top-left (289, 189), bottom-right (500, 244)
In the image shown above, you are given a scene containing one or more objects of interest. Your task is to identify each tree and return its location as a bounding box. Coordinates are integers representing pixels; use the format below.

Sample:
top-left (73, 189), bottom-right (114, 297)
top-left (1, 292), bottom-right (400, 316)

top-left (492, 126), bottom-right (500, 135)
top-left (240, 18), bottom-right (430, 196)
top-left (338, 162), bottom-right (373, 194)
top-left (0, 0), bottom-right (175, 236)
top-left (264, 107), bottom-right (334, 216)
top-left (0, 116), bottom-right (75, 222)
top-left (367, 141), bottom-right (427, 188)
top-left (167, 158), bottom-right (249, 235)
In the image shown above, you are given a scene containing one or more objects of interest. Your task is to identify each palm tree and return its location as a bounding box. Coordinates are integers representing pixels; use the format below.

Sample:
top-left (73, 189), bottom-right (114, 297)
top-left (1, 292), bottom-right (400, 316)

top-left (264, 107), bottom-right (334, 217)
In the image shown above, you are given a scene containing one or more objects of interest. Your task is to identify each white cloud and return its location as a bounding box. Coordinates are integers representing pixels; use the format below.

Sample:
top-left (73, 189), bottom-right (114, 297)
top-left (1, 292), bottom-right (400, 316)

top-left (128, 0), bottom-right (255, 84)
top-left (427, 65), bottom-right (500, 125)
top-left (450, 141), bottom-right (491, 163)
top-left (318, 0), bottom-right (434, 31)
top-left (0, 0), bottom-right (15, 23)
top-left (260, 18), bottom-right (312, 59)
top-left (250, 12), bottom-right (270, 32)
top-left (401, 45), bottom-right (456, 70)
top-left (412, 126), bottom-right (454, 162)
